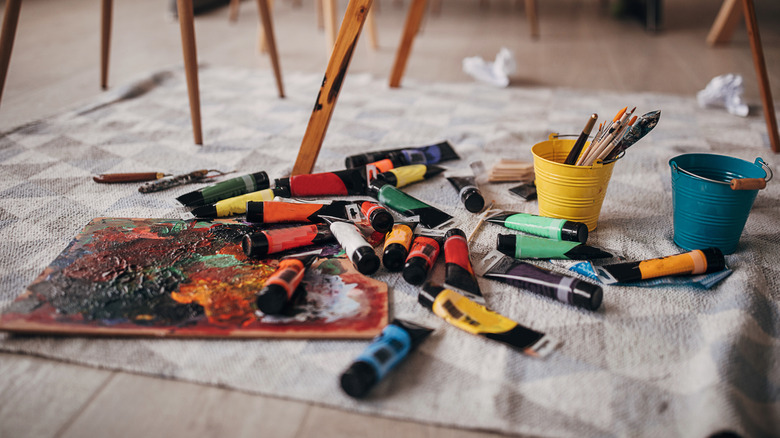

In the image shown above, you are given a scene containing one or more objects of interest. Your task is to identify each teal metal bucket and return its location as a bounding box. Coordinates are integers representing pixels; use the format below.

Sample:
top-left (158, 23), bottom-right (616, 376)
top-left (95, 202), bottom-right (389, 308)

top-left (669, 153), bottom-right (771, 254)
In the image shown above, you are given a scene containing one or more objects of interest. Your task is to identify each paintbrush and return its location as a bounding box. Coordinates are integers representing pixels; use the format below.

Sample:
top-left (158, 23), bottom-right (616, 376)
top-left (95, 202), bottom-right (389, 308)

top-left (605, 110), bottom-right (661, 160)
top-left (577, 107), bottom-right (627, 165)
top-left (564, 113), bottom-right (598, 165)
top-left (581, 107), bottom-right (634, 166)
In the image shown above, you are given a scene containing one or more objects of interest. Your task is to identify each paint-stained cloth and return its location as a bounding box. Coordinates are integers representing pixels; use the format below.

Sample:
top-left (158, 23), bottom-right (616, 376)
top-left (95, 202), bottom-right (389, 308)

top-left (0, 67), bottom-right (778, 438)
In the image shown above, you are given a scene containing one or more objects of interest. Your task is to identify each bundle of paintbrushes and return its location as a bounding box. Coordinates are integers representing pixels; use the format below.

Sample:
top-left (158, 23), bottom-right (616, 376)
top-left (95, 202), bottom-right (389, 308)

top-left (565, 107), bottom-right (661, 167)
top-left (487, 159), bottom-right (535, 182)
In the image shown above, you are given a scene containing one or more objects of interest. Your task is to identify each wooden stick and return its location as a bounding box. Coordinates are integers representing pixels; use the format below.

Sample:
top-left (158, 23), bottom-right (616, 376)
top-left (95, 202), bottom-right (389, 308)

top-left (525, 0), bottom-right (539, 39)
top-left (100, 0), bottom-right (112, 90)
top-left (0, 0), bottom-right (22, 106)
top-left (229, 0), bottom-right (241, 22)
top-left (707, 0), bottom-right (741, 46)
top-left (389, 0), bottom-right (427, 88)
top-left (176, 0), bottom-right (203, 145)
top-left (291, 0), bottom-right (373, 176)
top-left (323, 0), bottom-right (338, 53)
top-left (256, 0), bottom-right (284, 98)
top-left (365, 4), bottom-right (379, 49)
top-left (742, 0), bottom-right (779, 153)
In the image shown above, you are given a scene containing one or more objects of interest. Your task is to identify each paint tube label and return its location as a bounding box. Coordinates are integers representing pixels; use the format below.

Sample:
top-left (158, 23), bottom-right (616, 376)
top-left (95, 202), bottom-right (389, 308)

top-left (219, 188), bottom-right (276, 216)
top-left (385, 224), bottom-right (414, 250)
top-left (265, 261), bottom-right (305, 298)
top-left (264, 225), bottom-right (319, 253)
top-left (356, 324), bottom-right (413, 380)
top-left (444, 234), bottom-right (474, 275)
top-left (391, 165), bottom-right (427, 187)
top-left (407, 236), bottom-right (440, 268)
top-left (432, 289), bottom-right (516, 335)
top-left (264, 202), bottom-right (324, 223)
top-left (361, 202), bottom-right (384, 220)
top-left (504, 213), bottom-right (566, 240)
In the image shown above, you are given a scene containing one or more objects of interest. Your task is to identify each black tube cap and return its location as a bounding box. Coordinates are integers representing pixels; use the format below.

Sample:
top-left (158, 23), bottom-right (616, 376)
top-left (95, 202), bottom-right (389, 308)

top-left (445, 228), bottom-right (466, 239)
top-left (345, 155), bottom-right (369, 169)
top-left (340, 360), bottom-right (377, 398)
top-left (369, 208), bottom-right (394, 234)
top-left (702, 247), bottom-right (726, 273)
top-left (561, 220), bottom-right (589, 243)
top-left (274, 177), bottom-right (291, 192)
top-left (571, 281), bottom-right (603, 311)
top-left (496, 234), bottom-right (515, 257)
top-left (245, 201), bottom-right (264, 223)
top-left (418, 283), bottom-right (444, 311)
top-left (353, 246), bottom-right (380, 275)
top-left (382, 244), bottom-right (407, 272)
top-left (242, 233), bottom-right (268, 258)
top-left (256, 284), bottom-right (288, 315)
top-left (402, 257), bottom-right (429, 285)
top-left (461, 188), bottom-right (485, 213)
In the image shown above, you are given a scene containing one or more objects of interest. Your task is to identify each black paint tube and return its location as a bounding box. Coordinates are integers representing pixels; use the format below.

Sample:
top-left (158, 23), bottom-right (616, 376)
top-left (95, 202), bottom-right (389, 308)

top-left (274, 166), bottom-right (369, 197)
top-left (344, 141), bottom-right (460, 168)
top-left (177, 171), bottom-right (269, 207)
top-left (370, 180), bottom-right (453, 229)
top-left (242, 224), bottom-right (334, 258)
top-left (443, 228), bottom-right (482, 302)
top-left (481, 251), bottom-right (603, 311)
top-left (245, 200), bottom-right (354, 224)
top-left (446, 176), bottom-right (485, 213)
top-left (340, 318), bottom-right (434, 398)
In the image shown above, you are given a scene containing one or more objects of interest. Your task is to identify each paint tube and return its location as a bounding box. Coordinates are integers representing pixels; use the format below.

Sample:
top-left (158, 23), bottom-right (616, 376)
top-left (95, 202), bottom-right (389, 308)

top-left (370, 180), bottom-right (453, 229)
top-left (360, 201), bottom-right (394, 233)
top-left (496, 234), bottom-right (613, 260)
top-left (340, 319), bottom-right (434, 398)
top-left (328, 220), bottom-right (381, 275)
top-left (597, 247), bottom-right (725, 283)
top-left (246, 200), bottom-right (354, 224)
top-left (446, 176), bottom-right (485, 213)
top-left (559, 260), bottom-right (732, 289)
top-left (274, 167), bottom-right (369, 197)
top-left (255, 255), bottom-right (316, 315)
top-left (382, 221), bottom-right (418, 272)
top-left (191, 187), bottom-right (281, 218)
top-left (177, 171), bottom-right (269, 207)
top-left (481, 251), bottom-right (603, 311)
top-left (418, 284), bottom-right (558, 357)
top-left (373, 164), bottom-right (445, 188)
top-left (344, 141), bottom-right (460, 168)
top-left (485, 211), bottom-right (589, 243)
top-left (443, 228), bottom-right (482, 302)
top-left (402, 235), bottom-right (443, 286)
top-left (242, 224), bottom-right (334, 258)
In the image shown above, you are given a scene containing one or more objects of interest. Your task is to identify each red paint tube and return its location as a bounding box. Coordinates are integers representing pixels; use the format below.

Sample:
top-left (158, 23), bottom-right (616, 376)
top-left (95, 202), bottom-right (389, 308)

top-left (443, 228), bottom-right (482, 301)
top-left (402, 235), bottom-right (442, 286)
top-left (242, 224), bottom-right (334, 258)
top-left (360, 201), bottom-right (394, 233)
top-left (275, 167), bottom-right (369, 197)
top-left (256, 255), bottom-right (316, 315)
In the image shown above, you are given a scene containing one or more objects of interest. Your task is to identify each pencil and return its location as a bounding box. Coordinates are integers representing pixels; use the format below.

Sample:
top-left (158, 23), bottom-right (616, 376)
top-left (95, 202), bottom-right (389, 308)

top-left (564, 113), bottom-right (598, 165)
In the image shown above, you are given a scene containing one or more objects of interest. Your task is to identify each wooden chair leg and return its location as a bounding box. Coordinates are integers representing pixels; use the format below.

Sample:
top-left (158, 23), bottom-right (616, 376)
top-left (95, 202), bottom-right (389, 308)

top-left (256, 0), bottom-right (285, 98)
top-left (388, 0), bottom-right (427, 88)
top-left (257, 0), bottom-right (274, 53)
top-left (229, 0), bottom-right (241, 22)
top-left (176, 0), bottom-right (203, 145)
top-left (100, 0), bottom-right (112, 90)
top-left (365, 3), bottom-right (378, 49)
top-left (742, 0), bottom-right (779, 153)
top-left (322, 0), bottom-right (338, 53)
top-left (292, 0), bottom-right (373, 175)
top-left (0, 0), bottom-right (22, 105)
top-left (525, 0), bottom-right (538, 39)
top-left (707, 0), bottom-right (741, 46)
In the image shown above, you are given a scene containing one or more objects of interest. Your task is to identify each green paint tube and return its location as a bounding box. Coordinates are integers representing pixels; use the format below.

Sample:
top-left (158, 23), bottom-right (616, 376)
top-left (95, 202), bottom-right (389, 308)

top-left (486, 211), bottom-right (588, 243)
top-left (496, 234), bottom-right (612, 260)
top-left (370, 181), bottom-right (453, 229)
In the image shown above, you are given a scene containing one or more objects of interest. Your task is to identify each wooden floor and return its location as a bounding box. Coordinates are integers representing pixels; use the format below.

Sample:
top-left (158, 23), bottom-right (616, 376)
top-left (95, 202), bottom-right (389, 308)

top-left (0, 0), bottom-right (778, 437)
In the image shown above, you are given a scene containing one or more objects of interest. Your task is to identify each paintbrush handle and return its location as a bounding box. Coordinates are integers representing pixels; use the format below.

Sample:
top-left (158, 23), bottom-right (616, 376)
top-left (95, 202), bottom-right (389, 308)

top-left (93, 172), bottom-right (166, 183)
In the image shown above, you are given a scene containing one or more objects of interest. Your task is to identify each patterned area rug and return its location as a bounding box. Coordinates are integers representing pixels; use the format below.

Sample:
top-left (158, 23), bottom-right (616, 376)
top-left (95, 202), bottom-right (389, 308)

top-left (0, 66), bottom-right (778, 437)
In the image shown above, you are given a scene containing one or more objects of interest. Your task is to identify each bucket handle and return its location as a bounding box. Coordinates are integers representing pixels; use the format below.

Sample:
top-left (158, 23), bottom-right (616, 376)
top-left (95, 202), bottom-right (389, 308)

top-left (671, 158), bottom-right (772, 190)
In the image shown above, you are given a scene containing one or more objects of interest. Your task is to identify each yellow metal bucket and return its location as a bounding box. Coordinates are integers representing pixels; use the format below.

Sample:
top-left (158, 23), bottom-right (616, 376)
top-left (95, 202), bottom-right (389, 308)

top-left (531, 134), bottom-right (617, 231)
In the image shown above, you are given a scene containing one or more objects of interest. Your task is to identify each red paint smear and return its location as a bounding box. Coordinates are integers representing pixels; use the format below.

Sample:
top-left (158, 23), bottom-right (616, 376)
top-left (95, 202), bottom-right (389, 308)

top-left (290, 173), bottom-right (348, 196)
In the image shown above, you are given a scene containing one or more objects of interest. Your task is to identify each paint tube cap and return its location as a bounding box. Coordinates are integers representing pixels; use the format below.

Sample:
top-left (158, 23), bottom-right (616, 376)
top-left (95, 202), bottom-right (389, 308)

top-left (368, 208), bottom-right (394, 234)
top-left (273, 184), bottom-right (290, 198)
top-left (445, 228), bottom-right (466, 239)
top-left (274, 177), bottom-right (291, 193)
top-left (368, 179), bottom-right (389, 198)
top-left (242, 233), bottom-right (269, 258)
top-left (418, 283), bottom-right (444, 311)
top-left (403, 257), bottom-right (429, 285)
top-left (561, 221), bottom-right (588, 243)
top-left (256, 284), bottom-right (287, 315)
top-left (382, 244), bottom-right (408, 272)
top-left (462, 188), bottom-right (485, 213)
top-left (345, 155), bottom-right (370, 169)
top-left (496, 234), bottom-right (515, 257)
top-left (571, 281), bottom-right (603, 311)
top-left (245, 201), bottom-right (264, 223)
top-left (353, 246), bottom-right (381, 275)
top-left (340, 360), bottom-right (377, 398)
top-left (701, 247), bottom-right (726, 273)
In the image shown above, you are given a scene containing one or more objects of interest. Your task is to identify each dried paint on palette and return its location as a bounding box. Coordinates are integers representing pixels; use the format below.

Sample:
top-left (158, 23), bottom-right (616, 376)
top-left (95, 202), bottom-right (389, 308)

top-left (0, 218), bottom-right (388, 338)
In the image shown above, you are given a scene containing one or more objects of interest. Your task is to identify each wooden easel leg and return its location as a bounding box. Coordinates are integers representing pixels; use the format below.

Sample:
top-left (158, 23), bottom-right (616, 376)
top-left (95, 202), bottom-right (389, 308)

top-left (257, 0), bottom-right (273, 53)
top-left (365, 4), bottom-right (378, 50)
top-left (742, 0), bottom-right (779, 153)
top-left (292, 0), bottom-right (373, 175)
top-left (176, 0), bottom-right (204, 145)
top-left (388, 0), bottom-right (427, 88)
top-left (323, 0), bottom-right (338, 53)
top-left (100, 0), bottom-right (112, 90)
top-left (0, 0), bottom-right (22, 106)
top-left (256, 0), bottom-right (284, 98)
top-left (707, 0), bottom-right (741, 46)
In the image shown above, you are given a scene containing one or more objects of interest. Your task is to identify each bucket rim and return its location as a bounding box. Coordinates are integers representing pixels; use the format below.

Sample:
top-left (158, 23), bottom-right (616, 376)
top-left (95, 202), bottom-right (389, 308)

top-left (669, 154), bottom-right (772, 187)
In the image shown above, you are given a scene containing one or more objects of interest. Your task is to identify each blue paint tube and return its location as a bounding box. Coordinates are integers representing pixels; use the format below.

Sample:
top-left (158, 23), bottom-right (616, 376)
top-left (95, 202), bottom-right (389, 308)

top-left (340, 319), bottom-right (434, 398)
top-left (344, 141), bottom-right (460, 168)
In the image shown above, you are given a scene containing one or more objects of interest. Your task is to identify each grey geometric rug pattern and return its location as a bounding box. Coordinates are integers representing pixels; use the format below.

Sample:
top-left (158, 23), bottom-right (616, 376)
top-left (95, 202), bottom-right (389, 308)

top-left (0, 66), bottom-right (778, 437)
